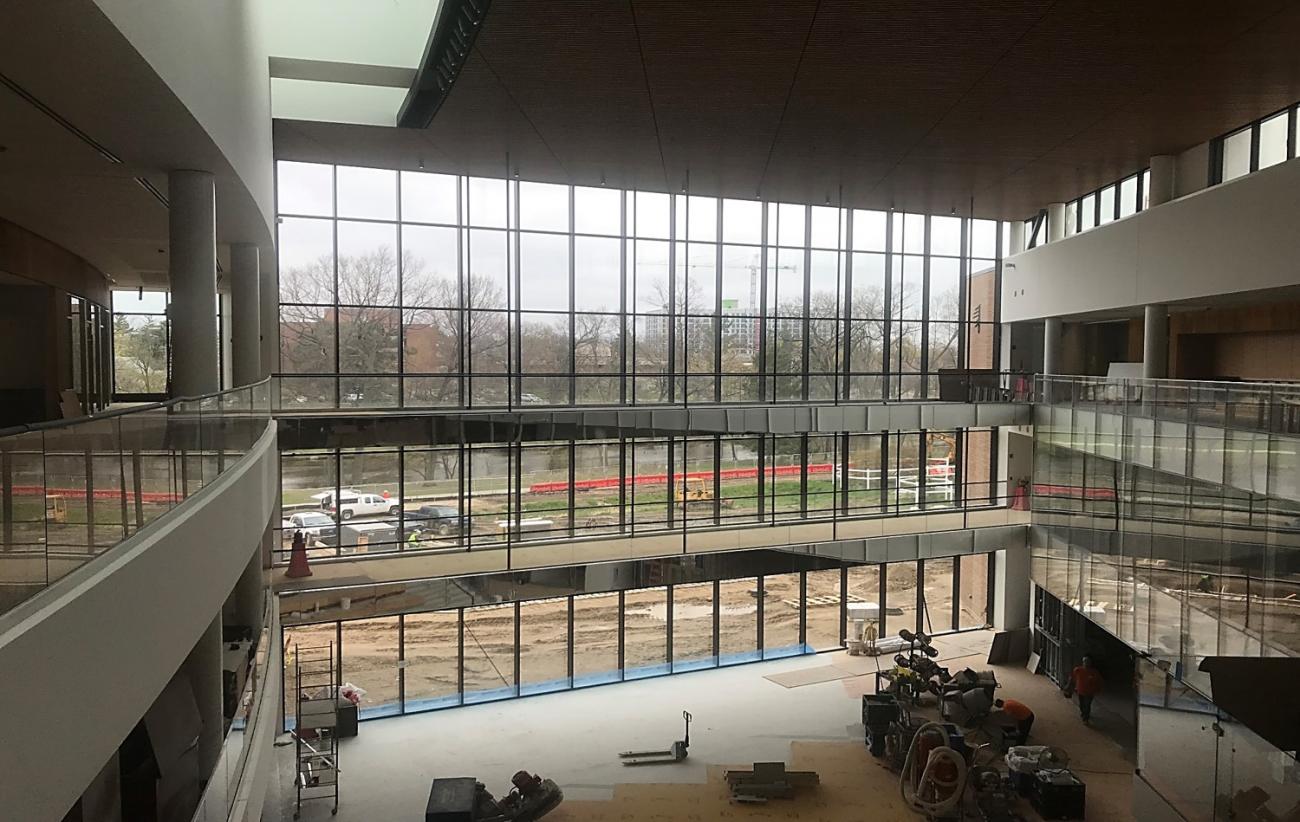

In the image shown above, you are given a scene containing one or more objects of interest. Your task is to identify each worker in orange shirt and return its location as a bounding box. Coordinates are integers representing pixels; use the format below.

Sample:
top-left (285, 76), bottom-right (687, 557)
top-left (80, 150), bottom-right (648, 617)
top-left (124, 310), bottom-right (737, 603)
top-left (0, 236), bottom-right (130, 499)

top-left (993, 698), bottom-right (1035, 745)
top-left (1063, 656), bottom-right (1104, 724)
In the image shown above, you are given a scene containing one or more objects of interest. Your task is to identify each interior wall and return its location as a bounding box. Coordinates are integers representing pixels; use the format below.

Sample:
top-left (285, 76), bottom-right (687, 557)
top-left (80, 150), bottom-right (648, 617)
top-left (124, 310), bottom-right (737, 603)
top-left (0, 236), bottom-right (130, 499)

top-left (91, 0), bottom-right (275, 238)
top-left (1171, 301), bottom-right (1300, 380)
top-left (0, 283), bottom-right (66, 425)
top-left (1003, 155), bottom-right (1300, 322)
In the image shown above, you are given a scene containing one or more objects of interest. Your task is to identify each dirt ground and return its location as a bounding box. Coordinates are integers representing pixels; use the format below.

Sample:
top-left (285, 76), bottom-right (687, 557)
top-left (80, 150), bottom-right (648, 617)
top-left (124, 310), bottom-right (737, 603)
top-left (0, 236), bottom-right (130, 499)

top-left (281, 562), bottom-right (990, 719)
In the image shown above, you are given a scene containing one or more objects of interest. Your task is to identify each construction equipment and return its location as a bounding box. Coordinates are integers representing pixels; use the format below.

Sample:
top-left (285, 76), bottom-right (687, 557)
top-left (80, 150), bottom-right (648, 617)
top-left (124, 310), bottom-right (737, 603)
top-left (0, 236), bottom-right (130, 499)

top-left (724, 762), bottom-right (819, 804)
top-left (674, 479), bottom-right (733, 510)
top-left (899, 722), bottom-right (969, 819)
top-left (45, 494), bottom-right (67, 524)
top-left (618, 711), bottom-right (691, 765)
top-left (425, 771), bottom-right (564, 822)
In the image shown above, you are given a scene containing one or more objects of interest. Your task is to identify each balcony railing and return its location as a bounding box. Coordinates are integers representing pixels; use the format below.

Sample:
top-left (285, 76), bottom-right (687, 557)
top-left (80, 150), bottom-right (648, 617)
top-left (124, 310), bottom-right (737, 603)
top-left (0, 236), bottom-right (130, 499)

top-left (0, 379), bottom-right (271, 613)
top-left (1036, 374), bottom-right (1300, 435)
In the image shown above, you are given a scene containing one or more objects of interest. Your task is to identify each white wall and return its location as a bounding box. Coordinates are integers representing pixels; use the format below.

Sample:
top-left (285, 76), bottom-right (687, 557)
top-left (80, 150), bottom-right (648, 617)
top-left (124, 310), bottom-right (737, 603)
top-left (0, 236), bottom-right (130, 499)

top-left (0, 423), bottom-right (277, 822)
top-left (92, 0), bottom-right (275, 237)
top-left (1003, 156), bottom-right (1300, 322)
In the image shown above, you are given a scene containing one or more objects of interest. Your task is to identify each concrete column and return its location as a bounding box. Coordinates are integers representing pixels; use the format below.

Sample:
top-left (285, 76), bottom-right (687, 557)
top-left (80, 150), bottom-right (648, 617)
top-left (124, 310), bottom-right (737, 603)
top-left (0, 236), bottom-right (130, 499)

top-left (1143, 304), bottom-right (1169, 379)
top-left (1043, 317), bottom-right (1063, 375)
top-left (230, 243), bottom-right (261, 386)
top-left (259, 257), bottom-right (278, 380)
top-left (1148, 155), bottom-right (1176, 207)
top-left (182, 614), bottom-right (224, 779)
top-left (1008, 221), bottom-right (1026, 255)
top-left (169, 170), bottom-right (219, 396)
top-left (1046, 202), bottom-right (1066, 242)
top-left (993, 546), bottom-right (1031, 631)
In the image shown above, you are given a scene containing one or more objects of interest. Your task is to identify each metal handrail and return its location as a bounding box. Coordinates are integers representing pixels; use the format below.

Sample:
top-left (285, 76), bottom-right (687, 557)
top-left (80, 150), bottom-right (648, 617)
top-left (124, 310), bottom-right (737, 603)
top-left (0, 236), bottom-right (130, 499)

top-left (0, 376), bottom-right (272, 439)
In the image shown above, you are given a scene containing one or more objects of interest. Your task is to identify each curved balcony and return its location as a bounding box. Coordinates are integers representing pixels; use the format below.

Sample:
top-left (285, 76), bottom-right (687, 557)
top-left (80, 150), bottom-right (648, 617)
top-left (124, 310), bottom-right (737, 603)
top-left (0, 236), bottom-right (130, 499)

top-left (0, 381), bottom-right (279, 822)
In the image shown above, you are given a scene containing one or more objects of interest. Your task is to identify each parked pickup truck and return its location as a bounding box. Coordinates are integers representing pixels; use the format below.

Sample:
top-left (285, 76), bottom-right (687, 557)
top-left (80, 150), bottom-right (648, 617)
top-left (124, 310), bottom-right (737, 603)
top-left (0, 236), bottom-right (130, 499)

top-left (285, 511), bottom-right (338, 545)
top-left (314, 488), bottom-right (401, 521)
top-left (406, 504), bottom-right (471, 536)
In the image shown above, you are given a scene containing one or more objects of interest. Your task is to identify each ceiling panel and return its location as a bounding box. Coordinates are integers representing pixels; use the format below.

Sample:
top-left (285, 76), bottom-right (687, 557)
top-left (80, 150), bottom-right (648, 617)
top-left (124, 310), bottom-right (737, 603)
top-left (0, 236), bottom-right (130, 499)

top-left (274, 0), bottom-right (1300, 218)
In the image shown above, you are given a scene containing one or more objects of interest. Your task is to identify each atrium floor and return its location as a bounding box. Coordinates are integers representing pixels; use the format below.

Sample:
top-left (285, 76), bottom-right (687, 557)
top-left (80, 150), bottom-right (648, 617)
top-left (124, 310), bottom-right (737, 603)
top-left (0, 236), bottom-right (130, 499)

top-left (275, 630), bottom-right (1135, 821)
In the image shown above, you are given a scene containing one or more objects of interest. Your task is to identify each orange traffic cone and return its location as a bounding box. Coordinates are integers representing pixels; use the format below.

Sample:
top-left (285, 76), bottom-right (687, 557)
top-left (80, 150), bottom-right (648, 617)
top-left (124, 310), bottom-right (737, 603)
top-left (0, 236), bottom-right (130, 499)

top-left (285, 530), bottom-right (313, 578)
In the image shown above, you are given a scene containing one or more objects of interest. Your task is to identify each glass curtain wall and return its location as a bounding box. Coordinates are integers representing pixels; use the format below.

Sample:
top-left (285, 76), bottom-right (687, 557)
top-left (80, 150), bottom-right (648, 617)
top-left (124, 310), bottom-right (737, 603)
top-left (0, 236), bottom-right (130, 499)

top-left (276, 431), bottom-right (1000, 559)
top-left (276, 162), bottom-right (1001, 407)
top-left (111, 289), bottom-right (169, 398)
top-left (282, 555), bottom-right (994, 725)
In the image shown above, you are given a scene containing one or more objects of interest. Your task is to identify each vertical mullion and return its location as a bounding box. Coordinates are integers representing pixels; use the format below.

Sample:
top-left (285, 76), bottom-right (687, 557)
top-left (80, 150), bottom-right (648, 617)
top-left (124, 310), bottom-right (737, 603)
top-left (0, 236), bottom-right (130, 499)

top-left (842, 209), bottom-right (854, 401)
top-left (568, 440), bottom-right (576, 538)
top-left (798, 571), bottom-right (807, 651)
top-left (882, 211), bottom-right (894, 399)
top-left (620, 191), bottom-right (629, 405)
top-left (331, 166), bottom-right (341, 406)
top-left (712, 436), bottom-right (722, 525)
top-left (1250, 122), bottom-right (1262, 173)
top-left (457, 607), bottom-right (465, 704)
top-left (397, 448), bottom-right (406, 545)
top-left (756, 576), bottom-right (765, 654)
top-left (801, 203), bottom-right (812, 401)
top-left (838, 432), bottom-right (850, 516)
top-left (668, 195), bottom-right (677, 404)
top-left (915, 560), bottom-right (925, 634)
top-left (757, 435), bottom-right (767, 522)
top-left (758, 202), bottom-right (770, 403)
top-left (799, 434), bottom-right (809, 516)
top-left (952, 556), bottom-right (962, 632)
top-left (397, 614), bottom-right (406, 713)
top-left (714, 198), bottom-right (724, 403)
top-left (567, 596), bottom-right (576, 685)
top-left (879, 563), bottom-right (889, 636)
top-left (712, 578), bottom-right (721, 664)
top-left (396, 172), bottom-right (405, 407)
top-left (462, 180), bottom-right (473, 411)
top-left (618, 437), bottom-right (628, 534)
top-left (957, 215), bottom-right (968, 372)
top-left (991, 214), bottom-right (1003, 373)
top-left (839, 565), bottom-right (848, 648)
top-left (954, 428), bottom-right (966, 514)
top-left (510, 176), bottom-right (521, 407)
top-left (569, 186), bottom-right (577, 405)
top-left (920, 215), bottom-right (931, 397)
top-left (666, 583), bottom-right (675, 668)
top-left (617, 589), bottom-right (626, 679)
top-left (881, 433), bottom-right (891, 515)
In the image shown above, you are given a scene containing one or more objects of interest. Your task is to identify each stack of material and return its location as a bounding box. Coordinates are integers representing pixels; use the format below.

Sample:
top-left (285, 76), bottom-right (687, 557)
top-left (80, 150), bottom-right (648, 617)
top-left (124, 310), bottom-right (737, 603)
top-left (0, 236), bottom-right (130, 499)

top-left (724, 762), bottom-right (820, 804)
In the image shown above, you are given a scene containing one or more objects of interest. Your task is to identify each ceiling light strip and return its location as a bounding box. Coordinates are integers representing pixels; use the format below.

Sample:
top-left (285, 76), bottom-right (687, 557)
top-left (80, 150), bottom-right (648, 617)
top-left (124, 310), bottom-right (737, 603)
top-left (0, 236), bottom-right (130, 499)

top-left (396, 0), bottom-right (493, 129)
top-left (0, 71), bottom-right (122, 164)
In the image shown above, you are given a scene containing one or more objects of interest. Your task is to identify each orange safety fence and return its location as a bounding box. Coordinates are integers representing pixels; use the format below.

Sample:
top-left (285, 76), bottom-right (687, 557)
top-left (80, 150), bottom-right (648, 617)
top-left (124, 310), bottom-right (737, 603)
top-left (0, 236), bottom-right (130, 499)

top-left (529, 463), bottom-right (834, 495)
top-left (10, 485), bottom-right (183, 504)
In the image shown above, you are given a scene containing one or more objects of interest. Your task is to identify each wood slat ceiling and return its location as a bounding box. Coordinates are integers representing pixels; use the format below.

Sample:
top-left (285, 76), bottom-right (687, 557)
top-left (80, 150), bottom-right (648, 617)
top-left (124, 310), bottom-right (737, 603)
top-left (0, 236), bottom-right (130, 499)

top-left (274, 0), bottom-right (1300, 219)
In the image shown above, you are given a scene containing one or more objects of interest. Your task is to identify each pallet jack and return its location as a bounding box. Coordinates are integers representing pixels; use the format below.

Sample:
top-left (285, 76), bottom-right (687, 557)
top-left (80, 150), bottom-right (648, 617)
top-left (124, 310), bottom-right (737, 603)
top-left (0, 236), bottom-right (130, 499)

top-left (618, 711), bottom-right (692, 766)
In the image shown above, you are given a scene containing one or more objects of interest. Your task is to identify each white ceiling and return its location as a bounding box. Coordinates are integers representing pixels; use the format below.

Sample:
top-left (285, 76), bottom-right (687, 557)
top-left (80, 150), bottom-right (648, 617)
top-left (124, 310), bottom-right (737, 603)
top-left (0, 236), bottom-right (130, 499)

top-left (0, 1), bottom-right (274, 289)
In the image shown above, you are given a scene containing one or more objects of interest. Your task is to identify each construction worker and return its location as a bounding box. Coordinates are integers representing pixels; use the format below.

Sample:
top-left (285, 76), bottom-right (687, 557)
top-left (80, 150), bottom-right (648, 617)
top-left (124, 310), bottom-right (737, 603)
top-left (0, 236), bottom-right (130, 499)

top-left (1063, 656), bottom-right (1104, 725)
top-left (994, 698), bottom-right (1035, 745)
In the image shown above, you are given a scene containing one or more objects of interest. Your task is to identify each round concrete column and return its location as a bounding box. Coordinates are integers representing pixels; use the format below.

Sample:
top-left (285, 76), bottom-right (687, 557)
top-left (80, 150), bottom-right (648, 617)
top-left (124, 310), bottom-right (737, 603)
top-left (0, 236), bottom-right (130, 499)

top-left (1143, 304), bottom-right (1169, 379)
top-left (1008, 221), bottom-right (1026, 255)
top-left (1047, 203), bottom-right (1066, 242)
top-left (1148, 155), bottom-right (1176, 207)
top-left (230, 243), bottom-right (261, 386)
top-left (169, 170), bottom-right (219, 396)
top-left (1043, 317), bottom-right (1063, 375)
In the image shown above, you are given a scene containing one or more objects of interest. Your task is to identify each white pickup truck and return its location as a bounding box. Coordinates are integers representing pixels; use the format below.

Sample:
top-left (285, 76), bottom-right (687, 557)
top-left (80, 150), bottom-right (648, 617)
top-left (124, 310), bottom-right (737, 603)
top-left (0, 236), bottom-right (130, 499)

top-left (313, 488), bottom-right (401, 520)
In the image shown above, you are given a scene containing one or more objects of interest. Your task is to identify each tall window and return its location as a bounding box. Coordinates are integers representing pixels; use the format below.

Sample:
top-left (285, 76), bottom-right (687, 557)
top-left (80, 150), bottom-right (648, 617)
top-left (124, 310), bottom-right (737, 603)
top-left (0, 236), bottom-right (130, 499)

top-left (277, 163), bottom-right (1002, 408)
top-left (111, 289), bottom-right (169, 397)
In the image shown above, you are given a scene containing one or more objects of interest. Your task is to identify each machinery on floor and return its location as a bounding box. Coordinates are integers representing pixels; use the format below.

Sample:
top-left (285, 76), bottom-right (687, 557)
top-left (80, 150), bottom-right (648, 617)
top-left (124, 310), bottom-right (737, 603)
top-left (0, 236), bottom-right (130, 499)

top-left (861, 643), bottom-right (1087, 821)
top-left (724, 762), bottom-right (820, 804)
top-left (618, 710), bottom-right (691, 765)
top-left (424, 771), bottom-right (563, 822)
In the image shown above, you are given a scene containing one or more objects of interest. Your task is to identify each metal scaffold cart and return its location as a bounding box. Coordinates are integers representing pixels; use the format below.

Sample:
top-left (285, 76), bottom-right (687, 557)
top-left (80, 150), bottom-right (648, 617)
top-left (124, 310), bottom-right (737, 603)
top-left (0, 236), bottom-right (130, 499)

top-left (293, 643), bottom-right (340, 817)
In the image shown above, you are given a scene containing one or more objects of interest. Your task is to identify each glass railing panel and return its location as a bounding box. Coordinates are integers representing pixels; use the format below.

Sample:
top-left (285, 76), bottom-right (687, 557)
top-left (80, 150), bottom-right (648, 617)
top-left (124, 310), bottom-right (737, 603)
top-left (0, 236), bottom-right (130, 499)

top-left (0, 379), bottom-right (271, 615)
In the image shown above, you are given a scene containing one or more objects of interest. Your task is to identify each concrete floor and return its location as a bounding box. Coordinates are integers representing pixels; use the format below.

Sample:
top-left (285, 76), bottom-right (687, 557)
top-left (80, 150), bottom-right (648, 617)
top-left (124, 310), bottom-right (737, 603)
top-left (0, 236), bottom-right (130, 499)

top-left (275, 630), bottom-right (1135, 821)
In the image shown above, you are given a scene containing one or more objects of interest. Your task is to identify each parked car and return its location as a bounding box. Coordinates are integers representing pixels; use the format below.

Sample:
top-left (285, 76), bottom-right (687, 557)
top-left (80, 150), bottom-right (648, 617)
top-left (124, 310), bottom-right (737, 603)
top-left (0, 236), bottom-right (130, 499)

top-left (520, 392), bottom-right (546, 405)
top-left (314, 488), bottom-right (401, 520)
top-left (407, 504), bottom-right (470, 536)
top-left (286, 511), bottom-right (338, 545)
